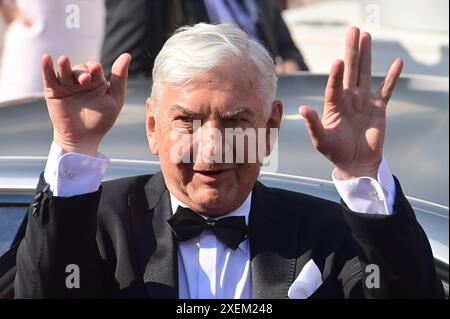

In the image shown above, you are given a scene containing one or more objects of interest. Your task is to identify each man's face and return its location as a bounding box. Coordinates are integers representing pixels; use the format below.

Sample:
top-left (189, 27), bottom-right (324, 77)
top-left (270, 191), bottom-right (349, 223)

top-left (146, 59), bottom-right (282, 216)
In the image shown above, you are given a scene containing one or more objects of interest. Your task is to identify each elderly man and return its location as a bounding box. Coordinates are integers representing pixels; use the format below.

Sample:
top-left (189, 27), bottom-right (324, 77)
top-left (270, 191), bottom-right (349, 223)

top-left (15, 23), bottom-right (443, 299)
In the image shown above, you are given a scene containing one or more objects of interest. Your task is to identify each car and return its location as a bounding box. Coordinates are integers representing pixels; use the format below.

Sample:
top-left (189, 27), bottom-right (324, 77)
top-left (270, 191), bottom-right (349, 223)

top-left (0, 74), bottom-right (448, 298)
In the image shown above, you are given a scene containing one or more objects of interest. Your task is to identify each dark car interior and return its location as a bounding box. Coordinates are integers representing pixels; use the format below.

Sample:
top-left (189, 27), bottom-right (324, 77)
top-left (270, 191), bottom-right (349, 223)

top-left (0, 194), bottom-right (29, 299)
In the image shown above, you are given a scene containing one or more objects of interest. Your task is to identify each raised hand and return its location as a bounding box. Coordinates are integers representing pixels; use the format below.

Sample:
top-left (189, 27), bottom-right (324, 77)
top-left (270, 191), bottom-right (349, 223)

top-left (298, 27), bottom-right (403, 179)
top-left (41, 53), bottom-right (131, 156)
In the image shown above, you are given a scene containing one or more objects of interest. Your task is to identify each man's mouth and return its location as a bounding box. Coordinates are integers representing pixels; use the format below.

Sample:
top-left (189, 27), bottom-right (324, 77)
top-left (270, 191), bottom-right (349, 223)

top-left (196, 169), bottom-right (228, 175)
top-left (193, 167), bottom-right (234, 183)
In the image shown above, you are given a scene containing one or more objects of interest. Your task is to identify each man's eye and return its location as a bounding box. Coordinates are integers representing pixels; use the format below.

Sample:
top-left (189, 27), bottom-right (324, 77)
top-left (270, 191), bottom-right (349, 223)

top-left (224, 117), bottom-right (241, 124)
top-left (177, 116), bottom-right (193, 123)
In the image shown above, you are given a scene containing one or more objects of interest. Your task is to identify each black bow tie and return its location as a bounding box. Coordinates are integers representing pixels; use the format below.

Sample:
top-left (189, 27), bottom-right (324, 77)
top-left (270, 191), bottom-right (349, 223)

top-left (167, 207), bottom-right (249, 250)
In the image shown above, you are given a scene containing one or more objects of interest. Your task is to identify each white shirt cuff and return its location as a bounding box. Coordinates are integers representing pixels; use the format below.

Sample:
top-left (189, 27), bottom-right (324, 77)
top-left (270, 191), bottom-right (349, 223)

top-left (43, 141), bottom-right (110, 197)
top-left (332, 157), bottom-right (396, 215)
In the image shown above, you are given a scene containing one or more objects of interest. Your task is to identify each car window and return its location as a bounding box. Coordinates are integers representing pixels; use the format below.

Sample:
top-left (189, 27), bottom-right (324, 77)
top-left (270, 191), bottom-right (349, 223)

top-left (0, 205), bottom-right (28, 257)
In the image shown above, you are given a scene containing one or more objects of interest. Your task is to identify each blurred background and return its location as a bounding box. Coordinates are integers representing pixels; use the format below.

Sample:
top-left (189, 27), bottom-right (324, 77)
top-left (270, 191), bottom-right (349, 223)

top-left (0, 0), bottom-right (448, 206)
top-left (0, 0), bottom-right (448, 287)
top-left (283, 0), bottom-right (449, 76)
top-left (1, 0), bottom-right (448, 78)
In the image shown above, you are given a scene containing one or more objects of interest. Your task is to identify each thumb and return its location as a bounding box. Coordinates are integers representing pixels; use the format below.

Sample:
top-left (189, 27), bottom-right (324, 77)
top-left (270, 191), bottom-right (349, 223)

top-left (298, 105), bottom-right (327, 151)
top-left (110, 53), bottom-right (132, 105)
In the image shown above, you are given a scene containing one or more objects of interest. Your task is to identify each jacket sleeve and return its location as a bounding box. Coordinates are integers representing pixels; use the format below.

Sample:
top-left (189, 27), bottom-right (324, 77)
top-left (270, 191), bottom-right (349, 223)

top-left (258, 0), bottom-right (309, 71)
top-left (273, 7), bottom-right (309, 71)
top-left (337, 177), bottom-right (445, 298)
top-left (14, 173), bottom-right (112, 298)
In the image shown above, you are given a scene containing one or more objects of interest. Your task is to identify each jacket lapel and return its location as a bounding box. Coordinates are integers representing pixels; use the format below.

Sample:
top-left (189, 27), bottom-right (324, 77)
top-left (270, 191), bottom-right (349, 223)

top-left (249, 181), bottom-right (299, 299)
top-left (128, 173), bottom-right (300, 299)
top-left (128, 172), bottom-right (179, 299)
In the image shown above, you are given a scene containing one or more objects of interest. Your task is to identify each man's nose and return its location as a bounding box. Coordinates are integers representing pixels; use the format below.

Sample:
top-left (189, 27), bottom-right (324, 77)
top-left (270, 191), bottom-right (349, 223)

top-left (194, 123), bottom-right (225, 164)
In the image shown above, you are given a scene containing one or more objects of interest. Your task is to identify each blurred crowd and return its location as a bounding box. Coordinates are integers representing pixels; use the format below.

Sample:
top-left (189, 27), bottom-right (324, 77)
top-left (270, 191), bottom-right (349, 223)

top-left (0, 0), bottom-right (308, 102)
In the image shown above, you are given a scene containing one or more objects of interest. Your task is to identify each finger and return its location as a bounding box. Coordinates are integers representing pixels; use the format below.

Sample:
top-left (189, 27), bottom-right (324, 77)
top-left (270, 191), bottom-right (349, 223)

top-left (72, 64), bottom-right (92, 86)
top-left (324, 59), bottom-right (344, 111)
top-left (377, 58), bottom-right (404, 105)
top-left (298, 105), bottom-right (327, 152)
top-left (41, 54), bottom-right (58, 89)
top-left (110, 53), bottom-right (132, 104)
top-left (283, 60), bottom-right (299, 74)
top-left (57, 56), bottom-right (75, 85)
top-left (85, 61), bottom-right (106, 83)
top-left (275, 63), bottom-right (285, 74)
top-left (357, 32), bottom-right (372, 89)
top-left (343, 27), bottom-right (360, 89)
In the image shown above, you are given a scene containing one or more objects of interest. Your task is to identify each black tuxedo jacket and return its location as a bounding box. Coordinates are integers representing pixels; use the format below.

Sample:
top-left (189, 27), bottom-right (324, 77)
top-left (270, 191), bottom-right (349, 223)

top-left (14, 172), bottom-right (443, 298)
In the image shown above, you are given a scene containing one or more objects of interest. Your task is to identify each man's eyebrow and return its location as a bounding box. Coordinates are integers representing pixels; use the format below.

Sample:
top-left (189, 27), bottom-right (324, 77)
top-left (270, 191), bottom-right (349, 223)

top-left (219, 107), bottom-right (255, 119)
top-left (169, 105), bottom-right (202, 117)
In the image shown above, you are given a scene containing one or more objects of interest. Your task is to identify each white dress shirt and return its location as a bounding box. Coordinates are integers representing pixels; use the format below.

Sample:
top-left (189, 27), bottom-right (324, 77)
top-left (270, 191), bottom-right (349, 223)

top-left (172, 193), bottom-right (252, 299)
top-left (43, 141), bottom-right (397, 298)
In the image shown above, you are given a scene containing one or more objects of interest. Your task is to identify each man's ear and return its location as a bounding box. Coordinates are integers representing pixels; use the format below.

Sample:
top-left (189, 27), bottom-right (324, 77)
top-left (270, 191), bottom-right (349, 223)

top-left (265, 100), bottom-right (283, 156)
top-left (146, 97), bottom-right (159, 155)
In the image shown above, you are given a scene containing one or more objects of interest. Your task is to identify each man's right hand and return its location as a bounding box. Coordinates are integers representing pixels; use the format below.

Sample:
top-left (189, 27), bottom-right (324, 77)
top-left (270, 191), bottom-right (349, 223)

top-left (41, 53), bottom-right (131, 156)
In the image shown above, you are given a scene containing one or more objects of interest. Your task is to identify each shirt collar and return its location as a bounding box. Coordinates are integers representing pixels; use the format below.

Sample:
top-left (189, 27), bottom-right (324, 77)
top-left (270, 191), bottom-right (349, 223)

top-left (169, 191), bottom-right (252, 253)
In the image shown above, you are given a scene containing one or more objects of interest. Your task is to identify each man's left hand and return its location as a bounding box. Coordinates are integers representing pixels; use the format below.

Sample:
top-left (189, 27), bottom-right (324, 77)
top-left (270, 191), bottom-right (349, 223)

top-left (298, 27), bottom-right (403, 180)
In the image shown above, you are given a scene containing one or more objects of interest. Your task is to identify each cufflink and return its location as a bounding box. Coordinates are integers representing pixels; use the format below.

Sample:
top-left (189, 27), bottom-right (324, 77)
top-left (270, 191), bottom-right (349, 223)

top-left (59, 170), bottom-right (76, 180)
top-left (368, 191), bottom-right (383, 202)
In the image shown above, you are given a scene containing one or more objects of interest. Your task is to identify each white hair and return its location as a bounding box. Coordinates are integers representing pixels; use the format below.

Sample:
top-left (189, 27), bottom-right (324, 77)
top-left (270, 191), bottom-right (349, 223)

top-left (151, 23), bottom-right (278, 118)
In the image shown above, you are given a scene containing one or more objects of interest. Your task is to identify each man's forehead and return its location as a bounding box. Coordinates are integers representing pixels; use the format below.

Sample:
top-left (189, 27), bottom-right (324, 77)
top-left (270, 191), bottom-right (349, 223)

top-left (190, 58), bottom-right (258, 87)
top-left (156, 59), bottom-right (262, 116)
top-left (159, 77), bottom-right (261, 115)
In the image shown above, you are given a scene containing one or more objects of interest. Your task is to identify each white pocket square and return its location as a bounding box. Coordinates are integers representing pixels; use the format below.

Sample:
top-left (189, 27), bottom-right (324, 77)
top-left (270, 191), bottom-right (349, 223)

top-left (288, 259), bottom-right (323, 299)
